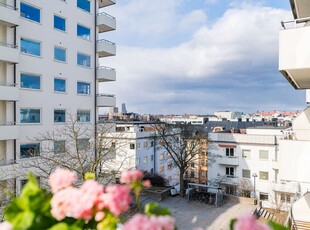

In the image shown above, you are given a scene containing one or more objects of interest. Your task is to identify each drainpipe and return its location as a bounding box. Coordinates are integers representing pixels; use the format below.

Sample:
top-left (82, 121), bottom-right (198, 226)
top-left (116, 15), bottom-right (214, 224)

top-left (94, 0), bottom-right (98, 177)
top-left (153, 136), bottom-right (156, 175)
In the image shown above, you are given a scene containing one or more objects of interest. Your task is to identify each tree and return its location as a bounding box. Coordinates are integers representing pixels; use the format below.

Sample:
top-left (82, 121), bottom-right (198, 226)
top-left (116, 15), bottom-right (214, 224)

top-left (155, 123), bottom-right (209, 197)
top-left (2, 115), bottom-right (132, 188)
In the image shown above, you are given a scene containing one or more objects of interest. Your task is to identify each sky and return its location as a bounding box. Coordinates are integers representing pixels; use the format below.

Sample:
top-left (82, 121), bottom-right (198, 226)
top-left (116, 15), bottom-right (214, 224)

top-left (99, 0), bottom-right (305, 115)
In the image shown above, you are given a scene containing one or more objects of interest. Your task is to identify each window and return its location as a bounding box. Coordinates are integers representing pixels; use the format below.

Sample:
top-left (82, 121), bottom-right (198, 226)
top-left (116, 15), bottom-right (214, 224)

top-left (242, 169), bottom-right (251, 179)
top-left (226, 167), bottom-right (234, 178)
top-left (54, 78), bottom-right (66, 92)
top-left (143, 142), bottom-right (148, 148)
top-left (167, 163), bottom-right (172, 170)
top-left (201, 171), bottom-right (205, 177)
top-left (54, 47), bottom-right (67, 62)
top-left (20, 73), bottom-right (40, 90)
top-left (226, 148), bottom-right (234, 157)
top-left (20, 109), bottom-right (40, 123)
top-left (242, 150), bottom-right (251, 159)
top-left (259, 150), bottom-right (269, 160)
top-left (259, 171), bottom-right (269, 180)
top-left (77, 110), bottom-right (90, 122)
top-left (143, 156), bottom-right (148, 164)
top-left (77, 81), bottom-right (90, 95)
top-left (21, 38), bottom-right (41, 56)
top-left (20, 179), bottom-right (28, 189)
top-left (191, 162), bottom-right (195, 167)
top-left (159, 153), bottom-right (164, 160)
top-left (160, 166), bottom-right (164, 172)
top-left (137, 142), bottom-right (140, 149)
top-left (54, 109), bottom-right (66, 123)
top-left (54, 15), bottom-right (66, 31)
top-left (136, 158), bottom-right (140, 165)
top-left (129, 143), bottom-right (135, 149)
top-left (280, 194), bottom-right (291, 203)
top-left (150, 141), bottom-right (154, 147)
top-left (20, 2), bottom-right (40, 23)
top-left (77, 24), bottom-right (90, 40)
top-left (77, 0), bottom-right (90, 12)
top-left (54, 141), bottom-right (65, 154)
top-left (260, 193), bottom-right (269, 201)
top-left (77, 53), bottom-right (90, 67)
top-left (20, 143), bottom-right (40, 158)
top-left (190, 171), bottom-right (195, 178)
top-left (151, 155), bottom-right (154, 161)
top-left (77, 138), bottom-right (89, 151)
top-left (201, 160), bottom-right (204, 166)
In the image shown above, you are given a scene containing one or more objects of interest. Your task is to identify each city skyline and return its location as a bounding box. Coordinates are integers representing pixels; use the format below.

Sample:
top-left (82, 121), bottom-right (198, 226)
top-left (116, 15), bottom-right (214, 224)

top-left (100, 0), bottom-right (305, 115)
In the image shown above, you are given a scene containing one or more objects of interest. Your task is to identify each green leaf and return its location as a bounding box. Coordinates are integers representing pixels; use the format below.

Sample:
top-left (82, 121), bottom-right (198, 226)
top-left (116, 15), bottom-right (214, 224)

top-left (10, 210), bottom-right (35, 230)
top-left (97, 212), bottom-right (118, 230)
top-left (49, 223), bottom-right (70, 230)
top-left (84, 172), bottom-right (95, 180)
top-left (229, 218), bottom-right (237, 230)
top-left (144, 203), bottom-right (171, 217)
top-left (21, 173), bottom-right (40, 197)
top-left (268, 220), bottom-right (290, 230)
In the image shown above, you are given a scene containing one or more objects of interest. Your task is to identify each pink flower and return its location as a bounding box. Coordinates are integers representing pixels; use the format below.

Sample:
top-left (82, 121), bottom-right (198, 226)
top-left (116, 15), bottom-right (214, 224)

top-left (234, 215), bottom-right (271, 230)
top-left (0, 222), bottom-right (13, 230)
top-left (49, 167), bottom-right (77, 193)
top-left (120, 170), bottom-right (143, 184)
top-left (122, 214), bottom-right (175, 230)
top-left (70, 180), bottom-right (104, 220)
top-left (98, 185), bottom-right (132, 216)
top-left (51, 187), bottom-right (78, 221)
top-left (142, 180), bottom-right (151, 188)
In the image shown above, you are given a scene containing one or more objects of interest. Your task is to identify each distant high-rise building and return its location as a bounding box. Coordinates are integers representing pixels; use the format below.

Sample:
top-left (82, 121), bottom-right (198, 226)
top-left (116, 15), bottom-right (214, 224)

top-left (121, 103), bottom-right (127, 114)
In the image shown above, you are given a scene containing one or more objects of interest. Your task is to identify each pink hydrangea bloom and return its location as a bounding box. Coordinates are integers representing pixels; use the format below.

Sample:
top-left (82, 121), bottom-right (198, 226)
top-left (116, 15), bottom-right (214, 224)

top-left (49, 167), bottom-right (77, 193)
top-left (51, 187), bottom-right (79, 221)
top-left (123, 214), bottom-right (175, 230)
top-left (120, 170), bottom-right (143, 184)
top-left (98, 184), bottom-right (132, 216)
top-left (70, 180), bottom-right (104, 220)
top-left (142, 180), bottom-right (151, 188)
top-left (0, 222), bottom-right (13, 230)
top-left (234, 214), bottom-right (271, 230)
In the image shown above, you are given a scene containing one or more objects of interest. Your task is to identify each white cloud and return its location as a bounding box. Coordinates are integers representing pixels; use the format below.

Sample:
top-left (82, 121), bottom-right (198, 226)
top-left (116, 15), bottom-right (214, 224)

top-left (100, 3), bottom-right (302, 114)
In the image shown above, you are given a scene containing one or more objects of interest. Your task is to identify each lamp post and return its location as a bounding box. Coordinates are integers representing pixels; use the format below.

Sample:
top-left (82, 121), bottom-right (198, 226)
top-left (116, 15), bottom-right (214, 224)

top-left (252, 173), bottom-right (258, 205)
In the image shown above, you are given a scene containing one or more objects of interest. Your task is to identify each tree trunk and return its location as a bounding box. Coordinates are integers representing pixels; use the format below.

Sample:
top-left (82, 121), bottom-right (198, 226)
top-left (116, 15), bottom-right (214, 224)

top-left (179, 171), bottom-right (185, 197)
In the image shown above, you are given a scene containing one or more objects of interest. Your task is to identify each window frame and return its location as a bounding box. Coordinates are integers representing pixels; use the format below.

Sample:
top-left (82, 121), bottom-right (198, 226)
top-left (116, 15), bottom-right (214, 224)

top-left (20, 73), bottom-right (41, 90)
top-left (54, 78), bottom-right (66, 93)
top-left (54, 46), bottom-right (67, 63)
top-left (259, 171), bottom-right (269, 180)
top-left (54, 140), bottom-right (66, 154)
top-left (226, 167), bottom-right (235, 178)
top-left (242, 149), bottom-right (251, 159)
top-left (77, 24), bottom-right (91, 40)
top-left (259, 150), bottom-right (269, 160)
top-left (77, 110), bottom-right (91, 122)
top-left (20, 2), bottom-right (41, 23)
top-left (54, 14), bottom-right (66, 32)
top-left (242, 169), bottom-right (251, 179)
top-left (54, 109), bottom-right (66, 123)
top-left (20, 143), bottom-right (40, 158)
top-left (77, 81), bottom-right (91, 95)
top-left (77, 0), bottom-right (90, 12)
top-left (77, 52), bottom-right (91, 68)
top-left (226, 148), bottom-right (235, 157)
top-left (20, 108), bottom-right (41, 124)
top-left (20, 37), bottom-right (41, 57)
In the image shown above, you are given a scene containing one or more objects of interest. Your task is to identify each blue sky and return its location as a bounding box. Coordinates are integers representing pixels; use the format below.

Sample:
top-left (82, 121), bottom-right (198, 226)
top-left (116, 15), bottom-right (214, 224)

top-left (99, 0), bottom-right (305, 115)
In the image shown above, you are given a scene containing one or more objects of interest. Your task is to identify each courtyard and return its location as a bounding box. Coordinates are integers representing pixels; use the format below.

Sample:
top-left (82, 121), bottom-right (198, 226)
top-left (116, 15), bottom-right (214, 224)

top-left (141, 196), bottom-right (256, 230)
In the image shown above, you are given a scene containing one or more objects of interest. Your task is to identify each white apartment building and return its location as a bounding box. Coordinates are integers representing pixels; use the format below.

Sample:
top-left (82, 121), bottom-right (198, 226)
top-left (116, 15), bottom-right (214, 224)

top-left (108, 122), bottom-right (179, 186)
top-left (0, 0), bottom-right (116, 193)
top-left (208, 127), bottom-right (299, 210)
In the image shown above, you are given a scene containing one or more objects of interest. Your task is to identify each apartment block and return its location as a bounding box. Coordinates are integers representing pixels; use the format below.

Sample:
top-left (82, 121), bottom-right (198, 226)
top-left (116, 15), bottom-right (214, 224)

top-left (0, 0), bottom-right (116, 194)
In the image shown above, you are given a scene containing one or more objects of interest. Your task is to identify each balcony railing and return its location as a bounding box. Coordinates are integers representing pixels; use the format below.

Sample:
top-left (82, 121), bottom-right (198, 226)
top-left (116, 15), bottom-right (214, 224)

top-left (97, 39), bottom-right (116, 57)
top-left (96, 66), bottom-right (116, 82)
top-left (0, 2), bottom-right (18, 10)
top-left (97, 12), bottom-right (115, 20)
top-left (0, 42), bottom-right (18, 49)
top-left (96, 93), bottom-right (115, 97)
top-left (281, 16), bottom-right (310, 29)
top-left (97, 39), bottom-right (115, 45)
top-left (217, 156), bottom-right (239, 166)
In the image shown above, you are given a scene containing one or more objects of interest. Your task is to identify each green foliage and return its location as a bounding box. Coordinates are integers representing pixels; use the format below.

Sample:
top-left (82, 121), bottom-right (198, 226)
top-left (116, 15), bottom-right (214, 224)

top-left (4, 173), bottom-right (56, 230)
top-left (268, 220), bottom-right (290, 230)
top-left (84, 172), bottom-right (95, 180)
top-left (144, 203), bottom-right (171, 217)
top-left (229, 218), bottom-right (237, 230)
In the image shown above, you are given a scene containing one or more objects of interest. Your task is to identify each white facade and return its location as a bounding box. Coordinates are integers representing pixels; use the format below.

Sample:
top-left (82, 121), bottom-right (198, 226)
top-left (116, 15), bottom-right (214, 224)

top-left (108, 122), bottom-right (179, 186)
top-left (214, 111), bottom-right (243, 120)
top-left (0, 0), bottom-right (116, 193)
top-left (208, 127), bottom-right (298, 210)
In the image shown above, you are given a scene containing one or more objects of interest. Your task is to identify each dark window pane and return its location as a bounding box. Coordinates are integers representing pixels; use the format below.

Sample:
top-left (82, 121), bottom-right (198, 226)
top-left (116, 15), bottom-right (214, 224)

top-left (54, 15), bottom-right (66, 31)
top-left (20, 2), bottom-right (40, 23)
top-left (54, 78), bottom-right (66, 92)
top-left (20, 74), bottom-right (40, 89)
top-left (77, 0), bottom-right (90, 12)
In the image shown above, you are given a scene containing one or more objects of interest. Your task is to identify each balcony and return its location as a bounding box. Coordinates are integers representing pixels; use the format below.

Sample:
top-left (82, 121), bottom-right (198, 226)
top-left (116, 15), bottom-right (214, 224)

top-left (279, 19), bottom-right (310, 89)
top-left (97, 93), bottom-right (116, 107)
top-left (217, 156), bottom-right (239, 166)
top-left (0, 122), bottom-right (18, 140)
top-left (98, 0), bottom-right (115, 8)
top-left (97, 39), bottom-right (116, 57)
top-left (272, 182), bottom-right (300, 193)
top-left (97, 66), bottom-right (116, 82)
top-left (0, 42), bottom-right (19, 63)
top-left (97, 12), bottom-right (116, 33)
top-left (0, 83), bottom-right (19, 101)
top-left (0, 2), bottom-right (19, 27)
